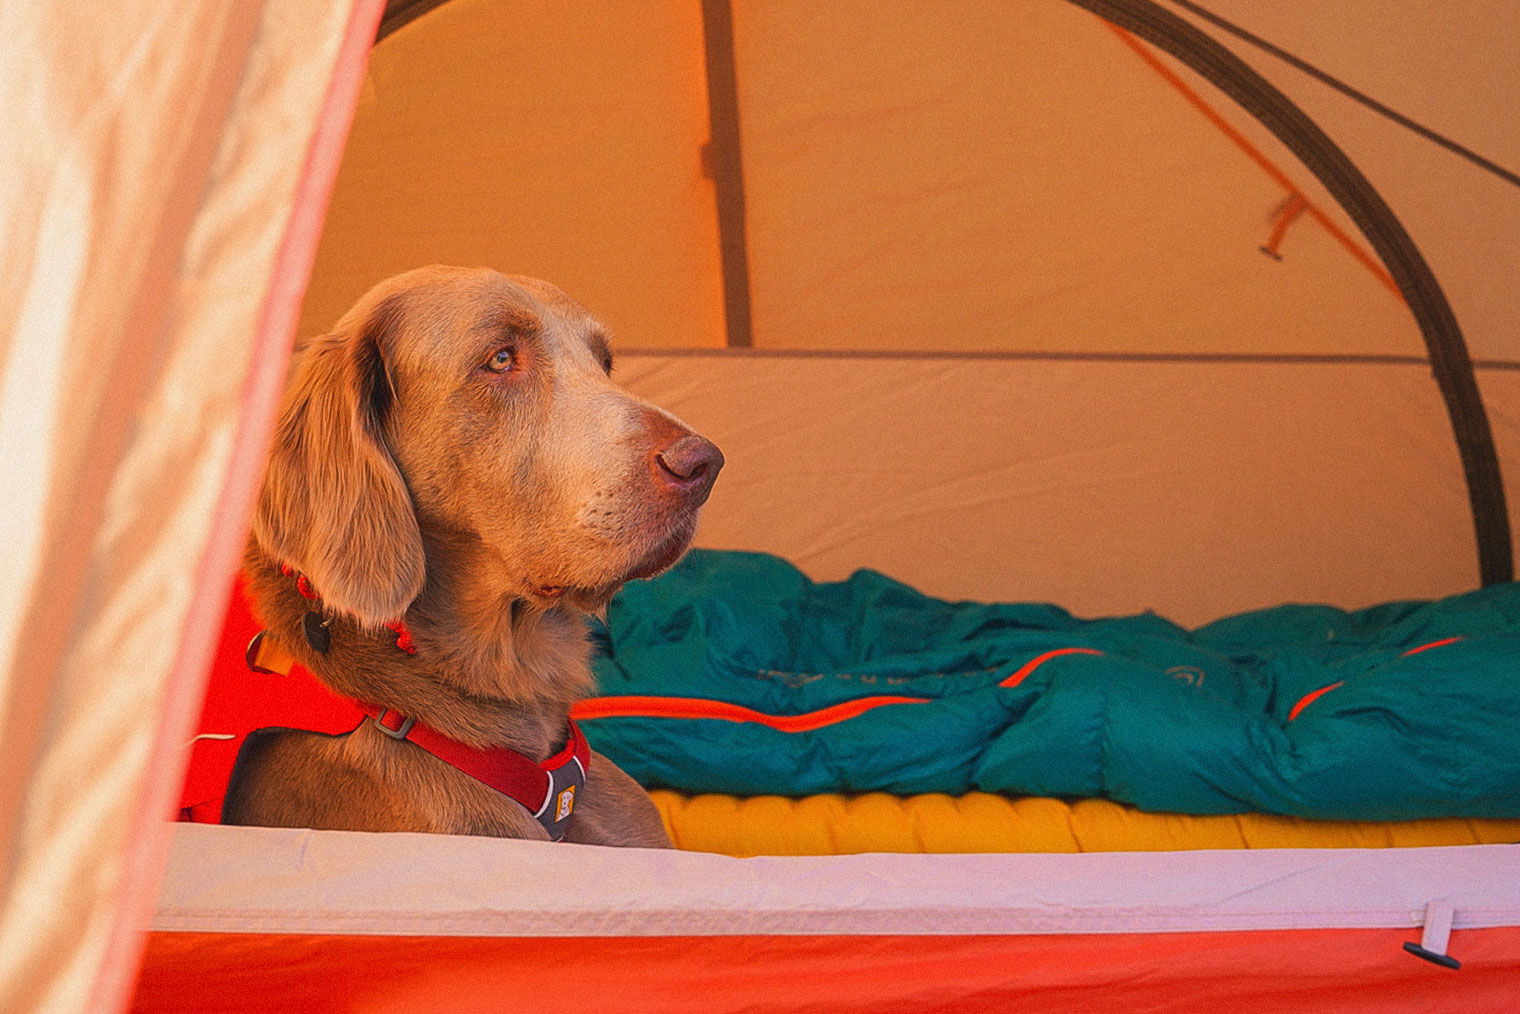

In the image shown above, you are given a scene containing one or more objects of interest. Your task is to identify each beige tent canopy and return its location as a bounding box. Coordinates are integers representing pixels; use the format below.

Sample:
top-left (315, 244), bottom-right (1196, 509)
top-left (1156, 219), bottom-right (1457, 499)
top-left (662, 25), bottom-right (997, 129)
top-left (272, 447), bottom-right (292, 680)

top-left (1, 0), bottom-right (1517, 1010)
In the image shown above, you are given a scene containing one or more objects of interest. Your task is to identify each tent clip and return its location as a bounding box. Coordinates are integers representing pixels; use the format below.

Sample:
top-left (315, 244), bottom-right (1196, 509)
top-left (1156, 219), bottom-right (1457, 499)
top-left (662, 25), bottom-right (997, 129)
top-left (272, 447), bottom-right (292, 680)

top-left (1259, 192), bottom-right (1308, 262)
top-left (246, 631), bottom-right (279, 674)
top-left (1403, 899), bottom-right (1461, 969)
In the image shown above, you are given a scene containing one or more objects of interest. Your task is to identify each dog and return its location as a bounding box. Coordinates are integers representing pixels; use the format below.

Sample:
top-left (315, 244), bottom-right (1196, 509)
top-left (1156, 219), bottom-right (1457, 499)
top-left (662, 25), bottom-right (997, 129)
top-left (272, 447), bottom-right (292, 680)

top-left (221, 266), bottom-right (721, 846)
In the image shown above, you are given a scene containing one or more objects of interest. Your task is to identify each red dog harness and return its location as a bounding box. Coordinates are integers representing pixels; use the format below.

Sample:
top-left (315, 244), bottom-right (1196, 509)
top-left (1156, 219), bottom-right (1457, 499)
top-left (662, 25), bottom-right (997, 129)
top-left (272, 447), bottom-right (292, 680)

top-left (358, 704), bottom-right (590, 842)
top-left (270, 563), bottom-right (590, 841)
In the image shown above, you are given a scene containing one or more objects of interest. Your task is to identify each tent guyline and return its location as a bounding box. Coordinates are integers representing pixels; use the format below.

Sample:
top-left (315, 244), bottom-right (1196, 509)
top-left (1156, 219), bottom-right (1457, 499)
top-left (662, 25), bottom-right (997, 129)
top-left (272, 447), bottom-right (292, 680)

top-left (1167, 0), bottom-right (1520, 190)
top-left (1261, 193), bottom-right (1309, 261)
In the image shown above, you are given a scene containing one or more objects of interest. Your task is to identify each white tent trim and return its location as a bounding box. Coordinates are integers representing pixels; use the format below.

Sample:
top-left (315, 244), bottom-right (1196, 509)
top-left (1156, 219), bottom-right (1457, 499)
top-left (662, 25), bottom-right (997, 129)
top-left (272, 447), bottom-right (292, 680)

top-left (157, 825), bottom-right (1520, 940)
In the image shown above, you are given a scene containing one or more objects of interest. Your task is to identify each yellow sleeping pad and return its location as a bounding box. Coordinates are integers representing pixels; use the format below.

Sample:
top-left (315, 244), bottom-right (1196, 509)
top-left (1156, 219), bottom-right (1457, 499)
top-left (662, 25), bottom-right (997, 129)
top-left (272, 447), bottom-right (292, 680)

top-left (650, 791), bottom-right (1520, 857)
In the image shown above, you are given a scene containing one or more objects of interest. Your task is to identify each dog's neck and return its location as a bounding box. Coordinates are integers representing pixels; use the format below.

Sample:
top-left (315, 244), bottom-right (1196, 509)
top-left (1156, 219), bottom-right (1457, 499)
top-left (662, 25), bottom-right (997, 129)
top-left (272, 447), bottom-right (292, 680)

top-left (244, 536), bottom-right (595, 755)
top-left (408, 527), bottom-right (598, 702)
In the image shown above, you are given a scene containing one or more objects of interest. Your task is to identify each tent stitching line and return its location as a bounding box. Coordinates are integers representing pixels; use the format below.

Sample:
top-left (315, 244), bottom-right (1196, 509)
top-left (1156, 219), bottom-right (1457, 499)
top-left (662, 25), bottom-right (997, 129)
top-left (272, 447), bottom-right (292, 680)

top-left (616, 347), bottom-right (1520, 371)
top-left (146, 902), bottom-right (1520, 934)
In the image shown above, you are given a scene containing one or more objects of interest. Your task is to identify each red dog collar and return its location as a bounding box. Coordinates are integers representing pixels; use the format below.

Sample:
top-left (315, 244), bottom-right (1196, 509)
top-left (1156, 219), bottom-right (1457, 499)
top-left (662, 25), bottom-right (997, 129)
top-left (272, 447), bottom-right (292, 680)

top-left (358, 703), bottom-right (590, 841)
top-left (270, 564), bottom-right (585, 839)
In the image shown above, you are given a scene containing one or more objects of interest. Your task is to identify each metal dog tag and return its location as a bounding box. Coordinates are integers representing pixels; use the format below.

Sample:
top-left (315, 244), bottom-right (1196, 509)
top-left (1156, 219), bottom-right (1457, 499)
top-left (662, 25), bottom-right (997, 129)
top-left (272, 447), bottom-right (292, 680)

top-left (302, 610), bottom-right (332, 653)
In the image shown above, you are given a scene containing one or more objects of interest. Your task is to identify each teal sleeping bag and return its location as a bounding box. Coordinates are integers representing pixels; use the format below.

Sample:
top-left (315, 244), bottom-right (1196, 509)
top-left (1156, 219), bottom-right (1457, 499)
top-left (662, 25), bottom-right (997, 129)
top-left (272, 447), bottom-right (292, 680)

top-left (583, 550), bottom-right (1520, 819)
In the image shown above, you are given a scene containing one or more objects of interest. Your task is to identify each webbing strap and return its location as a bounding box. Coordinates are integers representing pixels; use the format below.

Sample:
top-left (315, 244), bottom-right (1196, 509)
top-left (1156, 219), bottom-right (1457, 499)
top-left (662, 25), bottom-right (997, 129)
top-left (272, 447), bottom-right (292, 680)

top-left (360, 704), bottom-right (591, 840)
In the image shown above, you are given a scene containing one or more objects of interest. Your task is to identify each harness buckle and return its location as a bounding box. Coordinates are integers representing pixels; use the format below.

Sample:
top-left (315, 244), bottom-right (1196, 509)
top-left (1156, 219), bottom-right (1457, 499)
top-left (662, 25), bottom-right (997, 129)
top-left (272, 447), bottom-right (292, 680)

top-left (373, 712), bottom-right (416, 740)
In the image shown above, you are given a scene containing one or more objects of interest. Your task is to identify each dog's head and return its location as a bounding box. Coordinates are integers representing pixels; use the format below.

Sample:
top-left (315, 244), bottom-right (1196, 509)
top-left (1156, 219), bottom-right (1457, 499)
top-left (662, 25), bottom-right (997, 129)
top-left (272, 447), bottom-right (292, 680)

top-left (252, 266), bottom-right (722, 627)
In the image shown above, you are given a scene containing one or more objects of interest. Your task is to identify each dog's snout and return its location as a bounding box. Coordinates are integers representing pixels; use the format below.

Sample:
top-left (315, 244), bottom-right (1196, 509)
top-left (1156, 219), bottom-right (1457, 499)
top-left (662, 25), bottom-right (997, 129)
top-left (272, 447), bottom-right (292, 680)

top-left (654, 435), bottom-right (724, 499)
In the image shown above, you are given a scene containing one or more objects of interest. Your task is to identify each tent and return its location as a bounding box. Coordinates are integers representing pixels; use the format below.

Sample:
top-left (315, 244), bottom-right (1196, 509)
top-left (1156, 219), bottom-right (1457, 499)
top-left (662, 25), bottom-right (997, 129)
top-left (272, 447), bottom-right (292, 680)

top-left (2, 0), bottom-right (1517, 1010)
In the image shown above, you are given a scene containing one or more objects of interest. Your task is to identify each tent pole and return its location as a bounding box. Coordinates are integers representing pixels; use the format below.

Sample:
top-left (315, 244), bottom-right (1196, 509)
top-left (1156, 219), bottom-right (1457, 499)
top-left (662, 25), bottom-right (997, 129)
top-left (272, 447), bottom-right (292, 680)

top-left (1068, 0), bottom-right (1513, 587)
top-left (700, 0), bottom-right (755, 348)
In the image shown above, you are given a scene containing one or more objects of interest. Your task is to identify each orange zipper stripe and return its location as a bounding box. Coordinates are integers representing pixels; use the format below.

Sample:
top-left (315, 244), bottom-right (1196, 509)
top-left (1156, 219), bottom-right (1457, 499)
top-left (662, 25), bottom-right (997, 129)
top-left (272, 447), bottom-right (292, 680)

top-left (574, 648), bottom-right (1104, 732)
top-left (999, 647), bottom-right (1105, 688)
top-left (1401, 636), bottom-right (1464, 657)
top-left (571, 694), bottom-right (929, 733)
top-left (1285, 636), bottom-right (1465, 722)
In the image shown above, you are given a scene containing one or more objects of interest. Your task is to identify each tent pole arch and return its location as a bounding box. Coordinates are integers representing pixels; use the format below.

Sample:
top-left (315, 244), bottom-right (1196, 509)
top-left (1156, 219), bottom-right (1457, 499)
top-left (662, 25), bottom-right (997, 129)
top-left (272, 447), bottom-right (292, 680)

top-left (1065, 0), bottom-right (1512, 586)
top-left (376, 0), bottom-right (450, 41)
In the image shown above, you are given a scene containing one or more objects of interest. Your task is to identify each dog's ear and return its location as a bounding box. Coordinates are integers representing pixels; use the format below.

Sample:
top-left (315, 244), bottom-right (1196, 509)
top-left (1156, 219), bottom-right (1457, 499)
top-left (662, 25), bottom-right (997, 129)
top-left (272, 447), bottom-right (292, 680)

top-left (252, 298), bottom-right (424, 628)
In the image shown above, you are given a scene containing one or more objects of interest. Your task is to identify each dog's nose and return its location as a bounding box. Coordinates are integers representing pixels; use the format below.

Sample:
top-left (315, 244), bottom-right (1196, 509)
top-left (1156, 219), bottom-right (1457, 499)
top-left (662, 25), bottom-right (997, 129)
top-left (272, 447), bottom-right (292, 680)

top-left (654, 435), bottom-right (724, 501)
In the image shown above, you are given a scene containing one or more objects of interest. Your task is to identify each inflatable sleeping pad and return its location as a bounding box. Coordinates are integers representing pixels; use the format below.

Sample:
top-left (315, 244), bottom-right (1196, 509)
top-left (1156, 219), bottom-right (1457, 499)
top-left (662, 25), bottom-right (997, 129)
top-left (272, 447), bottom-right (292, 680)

top-left (580, 550), bottom-right (1520, 821)
top-left (646, 791), bottom-right (1520, 856)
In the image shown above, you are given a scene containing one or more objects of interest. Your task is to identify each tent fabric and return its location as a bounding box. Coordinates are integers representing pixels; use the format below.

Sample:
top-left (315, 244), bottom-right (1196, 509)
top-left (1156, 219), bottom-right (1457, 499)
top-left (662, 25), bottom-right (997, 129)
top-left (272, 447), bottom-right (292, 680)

top-left (0, 3), bottom-right (381, 1012)
top-left (731, 0), bottom-right (1419, 356)
top-left (298, 0), bottom-right (726, 352)
top-left (582, 550), bottom-right (1520, 818)
top-left (129, 825), bottom-right (1520, 1012)
top-left (1185, 0), bottom-right (1519, 367)
top-left (1071, 0), bottom-right (1513, 589)
top-left (289, 0), bottom-right (1520, 606)
top-left (298, 0), bottom-right (1520, 592)
top-left (613, 351), bottom-right (1485, 625)
top-left (299, 0), bottom-right (1448, 359)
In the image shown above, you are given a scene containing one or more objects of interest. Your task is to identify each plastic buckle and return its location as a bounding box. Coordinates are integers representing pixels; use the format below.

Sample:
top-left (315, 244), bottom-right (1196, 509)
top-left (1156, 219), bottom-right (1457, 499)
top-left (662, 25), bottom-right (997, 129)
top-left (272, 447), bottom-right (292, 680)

top-left (373, 712), bottom-right (416, 740)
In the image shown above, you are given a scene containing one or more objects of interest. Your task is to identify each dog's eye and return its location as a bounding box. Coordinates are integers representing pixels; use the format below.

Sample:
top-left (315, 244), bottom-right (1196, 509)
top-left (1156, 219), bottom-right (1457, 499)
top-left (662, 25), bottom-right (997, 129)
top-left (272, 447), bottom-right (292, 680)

top-left (485, 346), bottom-right (517, 373)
